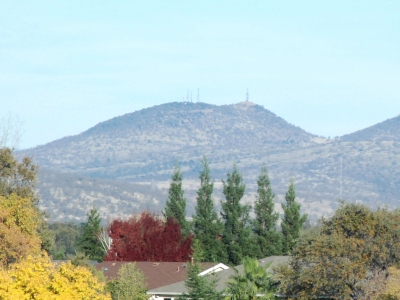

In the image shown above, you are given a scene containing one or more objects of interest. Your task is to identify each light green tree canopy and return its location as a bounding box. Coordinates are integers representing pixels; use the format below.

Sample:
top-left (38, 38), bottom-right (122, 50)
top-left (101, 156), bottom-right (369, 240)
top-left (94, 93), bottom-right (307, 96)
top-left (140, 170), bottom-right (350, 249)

top-left (107, 262), bottom-right (148, 300)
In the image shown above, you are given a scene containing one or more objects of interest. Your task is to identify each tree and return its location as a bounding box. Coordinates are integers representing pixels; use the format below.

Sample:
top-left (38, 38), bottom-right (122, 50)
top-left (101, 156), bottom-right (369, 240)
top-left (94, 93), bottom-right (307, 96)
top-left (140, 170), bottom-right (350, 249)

top-left (276, 203), bottom-right (400, 299)
top-left (253, 165), bottom-right (282, 257)
top-left (0, 253), bottom-right (111, 299)
top-left (0, 113), bottom-right (22, 149)
top-left (0, 193), bottom-right (42, 267)
top-left (164, 163), bottom-right (189, 236)
top-left (193, 156), bottom-right (225, 262)
top-left (0, 147), bottom-right (53, 254)
top-left (281, 179), bottom-right (307, 254)
top-left (180, 261), bottom-right (223, 300)
top-left (77, 208), bottom-right (104, 261)
top-left (221, 164), bottom-right (255, 265)
top-left (98, 226), bottom-right (112, 255)
top-left (105, 212), bottom-right (193, 262)
top-left (0, 147), bottom-right (38, 202)
top-left (107, 263), bottom-right (148, 300)
top-left (225, 257), bottom-right (276, 300)
top-left (48, 222), bottom-right (81, 260)
top-left (70, 252), bottom-right (106, 283)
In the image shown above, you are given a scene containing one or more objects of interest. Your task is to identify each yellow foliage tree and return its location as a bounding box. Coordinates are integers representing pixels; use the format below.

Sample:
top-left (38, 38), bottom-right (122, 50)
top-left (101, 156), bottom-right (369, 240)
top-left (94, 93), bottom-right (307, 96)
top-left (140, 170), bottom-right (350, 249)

top-left (0, 193), bottom-right (41, 267)
top-left (0, 254), bottom-right (111, 299)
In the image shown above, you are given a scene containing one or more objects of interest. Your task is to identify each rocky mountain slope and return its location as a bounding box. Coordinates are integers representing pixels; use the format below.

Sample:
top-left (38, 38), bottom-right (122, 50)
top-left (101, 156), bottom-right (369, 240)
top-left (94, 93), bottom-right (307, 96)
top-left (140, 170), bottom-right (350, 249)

top-left (342, 114), bottom-right (400, 142)
top-left (20, 102), bottom-right (400, 222)
top-left (22, 101), bottom-right (315, 178)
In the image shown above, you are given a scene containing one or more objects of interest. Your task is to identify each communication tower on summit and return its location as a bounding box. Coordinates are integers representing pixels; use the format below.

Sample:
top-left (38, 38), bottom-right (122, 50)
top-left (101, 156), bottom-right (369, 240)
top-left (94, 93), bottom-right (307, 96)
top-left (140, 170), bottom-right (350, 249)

top-left (246, 88), bottom-right (249, 101)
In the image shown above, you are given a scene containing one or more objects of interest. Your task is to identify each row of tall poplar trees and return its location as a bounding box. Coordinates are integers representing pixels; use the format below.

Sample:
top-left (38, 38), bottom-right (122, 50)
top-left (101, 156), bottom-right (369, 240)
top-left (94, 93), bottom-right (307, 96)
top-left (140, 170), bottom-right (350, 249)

top-left (163, 157), bottom-right (307, 265)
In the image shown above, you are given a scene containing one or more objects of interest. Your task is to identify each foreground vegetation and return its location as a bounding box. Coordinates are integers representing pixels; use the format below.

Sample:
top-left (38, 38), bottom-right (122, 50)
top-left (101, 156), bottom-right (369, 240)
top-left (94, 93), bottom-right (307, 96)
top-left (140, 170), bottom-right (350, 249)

top-left (0, 147), bottom-right (110, 298)
top-left (3, 145), bottom-right (400, 299)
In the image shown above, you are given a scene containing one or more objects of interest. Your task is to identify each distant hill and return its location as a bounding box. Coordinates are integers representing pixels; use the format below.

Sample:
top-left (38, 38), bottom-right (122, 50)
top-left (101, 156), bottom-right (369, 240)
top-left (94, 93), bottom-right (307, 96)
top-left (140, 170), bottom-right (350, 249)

top-left (342, 115), bottom-right (400, 142)
top-left (20, 101), bottom-right (400, 222)
top-left (22, 101), bottom-right (315, 179)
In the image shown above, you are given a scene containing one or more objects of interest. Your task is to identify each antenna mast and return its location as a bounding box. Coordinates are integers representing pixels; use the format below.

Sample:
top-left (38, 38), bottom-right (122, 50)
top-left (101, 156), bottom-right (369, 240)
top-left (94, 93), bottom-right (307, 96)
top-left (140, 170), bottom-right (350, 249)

top-left (246, 88), bottom-right (249, 101)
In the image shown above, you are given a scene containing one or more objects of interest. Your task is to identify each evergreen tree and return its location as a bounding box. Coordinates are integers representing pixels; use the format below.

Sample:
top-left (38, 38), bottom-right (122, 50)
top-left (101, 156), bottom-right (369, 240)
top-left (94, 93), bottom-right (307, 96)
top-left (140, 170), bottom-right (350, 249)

top-left (164, 163), bottom-right (189, 236)
top-left (180, 262), bottom-right (223, 300)
top-left (221, 164), bottom-right (256, 265)
top-left (253, 165), bottom-right (282, 257)
top-left (281, 179), bottom-right (307, 254)
top-left (193, 157), bottom-right (225, 262)
top-left (77, 208), bottom-right (104, 261)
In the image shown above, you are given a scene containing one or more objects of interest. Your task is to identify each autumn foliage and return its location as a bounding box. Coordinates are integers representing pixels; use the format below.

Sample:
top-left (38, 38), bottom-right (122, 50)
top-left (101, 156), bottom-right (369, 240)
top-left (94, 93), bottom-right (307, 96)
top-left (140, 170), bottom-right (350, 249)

top-left (276, 203), bottom-right (400, 299)
top-left (105, 212), bottom-right (193, 262)
top-left (0, 253), bottom-right (110, 299)
top-left (0, 193), bottom-right (42, 267)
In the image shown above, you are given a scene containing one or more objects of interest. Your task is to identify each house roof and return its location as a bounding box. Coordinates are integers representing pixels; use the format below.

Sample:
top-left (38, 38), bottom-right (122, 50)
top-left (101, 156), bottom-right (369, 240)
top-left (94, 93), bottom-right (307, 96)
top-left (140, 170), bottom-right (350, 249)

top-left (95, 261), bottom-right (219, 290)
top-left (147, 256), bottom-right (290, 295)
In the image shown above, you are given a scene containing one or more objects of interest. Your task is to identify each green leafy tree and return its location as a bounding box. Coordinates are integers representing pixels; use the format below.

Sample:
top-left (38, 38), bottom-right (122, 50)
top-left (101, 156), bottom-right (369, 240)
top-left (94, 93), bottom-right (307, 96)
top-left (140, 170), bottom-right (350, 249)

top-left (0, 147), bottom-right (38, 201)
top-left (193, 156), bottom-right (225, 262)
top-left (221, 164), bottom-right (256, 265)
top-left (225, 257), bottom-right (276, 300)
top-left (0, 147), bottom-right (51, 253)
top-left (253, 165), bottom-right (282, 257)
top-left (276, 203), bottom-right (400, 299)
top-left (281, 179), bottom-right (307, 254)
top-left (48, 222), bottom-right (81, 260)
top-left (164, 163), bottom-right (189, 236)
top-left (77, 208), bottom-right (104, 261)
top-left (180, 261), bottom-right (223, 300)
top-left (107, 262), bottom-right (148, 300)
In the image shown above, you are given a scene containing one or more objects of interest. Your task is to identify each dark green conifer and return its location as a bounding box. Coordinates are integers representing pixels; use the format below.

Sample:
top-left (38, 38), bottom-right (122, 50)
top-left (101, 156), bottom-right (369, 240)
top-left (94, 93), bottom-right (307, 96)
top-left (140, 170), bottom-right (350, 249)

top-left (281, 179), bottom-right (307, 254)
top-left (220, 164), bottom-right (255, 265)
top-left (164, 163), bottom-right (189, 236)
top-left (253, 164), bottom-right (282, 256)
top-left (193, 157), bottom-right (225, 262)
top-left (77, 208), bottom-right (104, 261)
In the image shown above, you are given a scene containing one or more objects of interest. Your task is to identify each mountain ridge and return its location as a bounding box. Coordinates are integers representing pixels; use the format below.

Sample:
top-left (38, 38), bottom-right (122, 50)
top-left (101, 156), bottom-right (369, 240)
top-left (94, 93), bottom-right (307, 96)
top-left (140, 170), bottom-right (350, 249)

top-left (18, 101), bottom-right (400, 222)
top-left (21, 101), bottom-right (316, 175)
top-left (341, 114), bottom-right (400, 142)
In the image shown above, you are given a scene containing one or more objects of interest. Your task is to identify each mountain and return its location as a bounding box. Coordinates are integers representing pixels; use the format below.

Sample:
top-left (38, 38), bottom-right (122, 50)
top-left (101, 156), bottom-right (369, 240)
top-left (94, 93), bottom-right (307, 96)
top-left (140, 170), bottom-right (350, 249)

top-left (20, 101), bottom-right (400, 222)
top-left (37, 168), bottom-right (168, 222)
top-left (22, 101), bottom-right (315, 179)
top-left (341, 114), bottom-right (400, 142)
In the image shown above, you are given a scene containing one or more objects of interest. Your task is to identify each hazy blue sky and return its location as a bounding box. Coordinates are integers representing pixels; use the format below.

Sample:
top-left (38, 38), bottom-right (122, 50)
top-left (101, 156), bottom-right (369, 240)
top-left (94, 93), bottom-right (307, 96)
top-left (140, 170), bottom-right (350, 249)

top-left (1, 1), bottom-right (399, 149)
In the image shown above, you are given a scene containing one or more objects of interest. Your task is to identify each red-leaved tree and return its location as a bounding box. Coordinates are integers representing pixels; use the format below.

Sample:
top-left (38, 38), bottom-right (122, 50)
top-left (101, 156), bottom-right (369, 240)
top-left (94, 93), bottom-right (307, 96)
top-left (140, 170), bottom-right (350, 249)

top-left (104, 212), bottom-right (193, 262)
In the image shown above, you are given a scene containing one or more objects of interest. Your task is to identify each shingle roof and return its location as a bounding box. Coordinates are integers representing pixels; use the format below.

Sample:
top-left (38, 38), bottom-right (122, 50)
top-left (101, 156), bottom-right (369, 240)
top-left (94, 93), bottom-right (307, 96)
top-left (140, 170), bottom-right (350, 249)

top-left (147, 256), bottom-right (290, 295)
top-left (95, 261), bottom-right (218, 290)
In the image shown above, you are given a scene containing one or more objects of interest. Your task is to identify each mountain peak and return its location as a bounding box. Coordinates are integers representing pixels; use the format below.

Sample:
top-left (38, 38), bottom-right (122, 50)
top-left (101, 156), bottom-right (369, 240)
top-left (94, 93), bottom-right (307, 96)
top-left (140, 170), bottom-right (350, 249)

top-left (234, 100), bottom-right (256, 107)
top-left (22, 101), bottom-right (315, 173)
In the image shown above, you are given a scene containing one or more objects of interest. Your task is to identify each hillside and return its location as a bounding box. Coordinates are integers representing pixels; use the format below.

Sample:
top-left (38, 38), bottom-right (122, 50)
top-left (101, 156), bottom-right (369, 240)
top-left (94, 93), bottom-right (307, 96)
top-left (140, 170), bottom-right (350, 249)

top-left (22, 101), bottom-right (315, 178)
top-left (341, 114), bottom-right (400, 142)
top-left (38, 168), bottom-right (168, 222)
top-left (19, 101), bottom-right (400, 222)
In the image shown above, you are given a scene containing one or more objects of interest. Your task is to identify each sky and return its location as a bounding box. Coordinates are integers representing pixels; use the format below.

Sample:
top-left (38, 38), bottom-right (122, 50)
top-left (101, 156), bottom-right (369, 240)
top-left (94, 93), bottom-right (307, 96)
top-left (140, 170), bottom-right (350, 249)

top-left (1, 1), bottom-right (399, 149)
